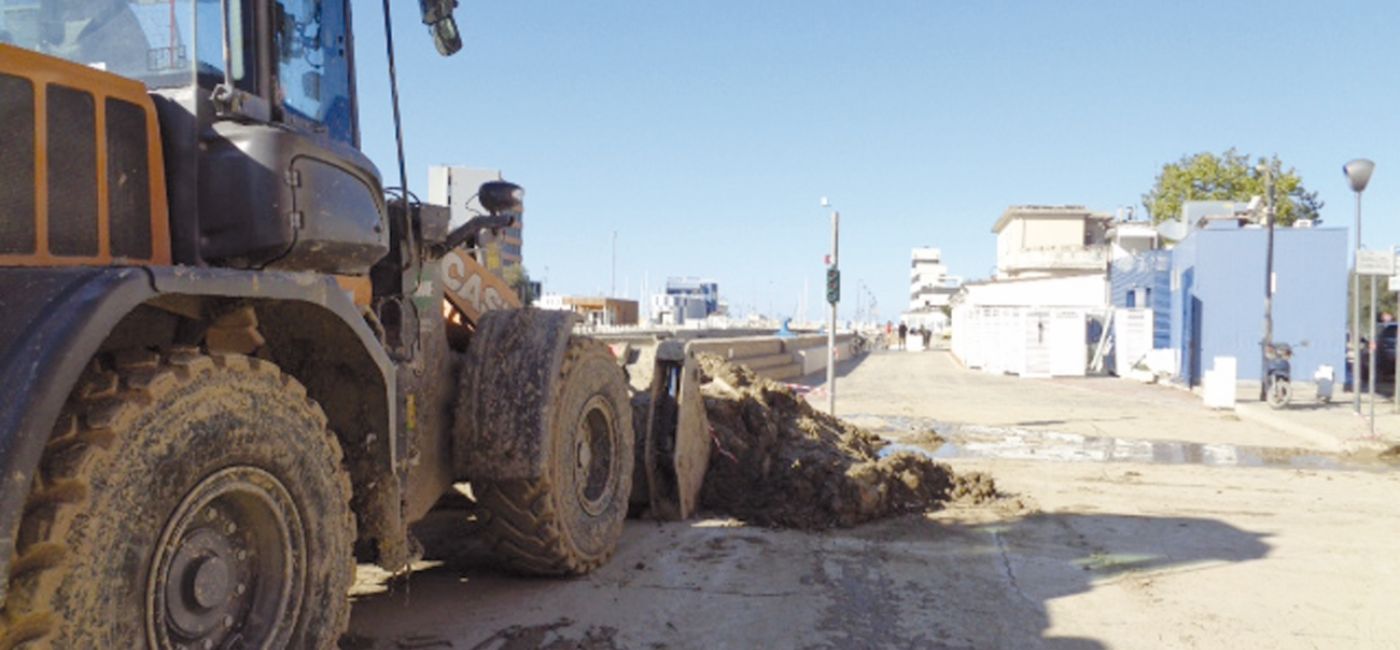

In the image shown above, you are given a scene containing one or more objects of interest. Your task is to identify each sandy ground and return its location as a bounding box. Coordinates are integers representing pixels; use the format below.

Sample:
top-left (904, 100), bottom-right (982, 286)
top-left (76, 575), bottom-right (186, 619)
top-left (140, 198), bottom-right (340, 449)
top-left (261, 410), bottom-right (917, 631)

top-left (822, 350), bottom-right (1394, 452)
top-left (346, 350), bottom-right (1400, 649)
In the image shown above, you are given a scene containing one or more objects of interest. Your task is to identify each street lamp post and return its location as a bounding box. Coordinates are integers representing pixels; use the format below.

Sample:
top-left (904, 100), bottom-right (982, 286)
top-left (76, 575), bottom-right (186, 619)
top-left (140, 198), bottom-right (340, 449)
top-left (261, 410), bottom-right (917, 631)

top-left (1344, 159), bottom-right (1375, 415)
top-left (821, 197), bottom-right (839, 415)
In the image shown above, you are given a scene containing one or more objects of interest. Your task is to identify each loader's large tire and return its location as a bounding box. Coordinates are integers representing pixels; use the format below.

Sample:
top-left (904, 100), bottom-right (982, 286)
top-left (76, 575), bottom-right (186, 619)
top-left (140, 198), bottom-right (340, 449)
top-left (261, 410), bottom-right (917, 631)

top-left (0, 349), bottom-right (355, 650)
top-left (476, 338), bottom-right (634, 576)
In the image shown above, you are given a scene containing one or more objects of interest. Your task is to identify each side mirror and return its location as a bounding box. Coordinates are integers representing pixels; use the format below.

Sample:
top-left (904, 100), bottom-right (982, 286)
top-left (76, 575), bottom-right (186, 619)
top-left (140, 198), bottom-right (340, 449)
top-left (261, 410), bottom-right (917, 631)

top-left (479, 181), bottom-right (524, 217)
top-left (420, 0), bottom-right (463, 56)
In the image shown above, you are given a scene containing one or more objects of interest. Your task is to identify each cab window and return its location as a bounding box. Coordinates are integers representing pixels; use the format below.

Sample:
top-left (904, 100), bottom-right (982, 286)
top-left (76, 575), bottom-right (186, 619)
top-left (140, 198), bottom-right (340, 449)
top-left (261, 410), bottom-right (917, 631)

top-left (196, 0), bottom-right (254, 92)
top-left (274, 0), bottom-right (353, 145)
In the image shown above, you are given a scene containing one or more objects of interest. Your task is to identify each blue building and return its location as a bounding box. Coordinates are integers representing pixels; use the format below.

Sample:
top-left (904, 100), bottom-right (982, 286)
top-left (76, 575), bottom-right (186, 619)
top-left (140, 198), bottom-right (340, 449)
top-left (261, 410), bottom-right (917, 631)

top-left (1114, 222), bottom-right (1347, 385)
top-left (1170, 223), bottom-right (1348, 385)
top-left (665, 277), bottom-right (720, 316)
top-left (1110, 250), bottom-right (1173, 349)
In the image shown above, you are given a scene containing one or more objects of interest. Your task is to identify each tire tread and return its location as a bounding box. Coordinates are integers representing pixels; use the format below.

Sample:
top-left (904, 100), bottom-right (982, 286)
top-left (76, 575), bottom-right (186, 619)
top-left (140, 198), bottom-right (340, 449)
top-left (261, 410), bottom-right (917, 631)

top-left (0, 349), bottom-right (355, 649)
top-left (475, 338), bottom-right (629, 577)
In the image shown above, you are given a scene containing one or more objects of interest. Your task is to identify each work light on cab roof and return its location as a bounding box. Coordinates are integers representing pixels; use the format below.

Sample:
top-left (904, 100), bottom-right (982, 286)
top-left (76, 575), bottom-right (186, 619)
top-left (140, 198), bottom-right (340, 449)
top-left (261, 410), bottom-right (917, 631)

top-left (480, 180), bottom-right (525, 216)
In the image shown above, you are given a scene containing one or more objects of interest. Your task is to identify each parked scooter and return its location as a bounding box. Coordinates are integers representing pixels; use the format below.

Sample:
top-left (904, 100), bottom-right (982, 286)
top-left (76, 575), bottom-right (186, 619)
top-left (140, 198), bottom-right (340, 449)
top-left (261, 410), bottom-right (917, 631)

top-left (1265, 341), bottom-right (1324, 408)
top-left (1264, 343), bottom-right (1295, 408)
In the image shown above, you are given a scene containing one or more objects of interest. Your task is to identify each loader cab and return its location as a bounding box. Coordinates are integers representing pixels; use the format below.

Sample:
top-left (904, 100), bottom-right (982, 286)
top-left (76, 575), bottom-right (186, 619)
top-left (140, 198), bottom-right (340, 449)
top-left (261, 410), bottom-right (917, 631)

top-left (0, 0), bottom-right (361, 145)
top-left (0, 0), bottom-right (391, 272)
top-left (193, 0), bottom-right (359, 146)
top-left (189, 0), bottom-right (394, 275)
top-left (1, 0), bottom-right (463, 277)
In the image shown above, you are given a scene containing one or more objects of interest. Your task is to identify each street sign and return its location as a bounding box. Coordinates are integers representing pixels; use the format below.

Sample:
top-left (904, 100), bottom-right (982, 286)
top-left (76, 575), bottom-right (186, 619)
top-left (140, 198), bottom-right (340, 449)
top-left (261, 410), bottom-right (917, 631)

top-left (1357, 249), bottom-right (1396, 276)
top-left (1389, 275), bottom-right (1400, 293)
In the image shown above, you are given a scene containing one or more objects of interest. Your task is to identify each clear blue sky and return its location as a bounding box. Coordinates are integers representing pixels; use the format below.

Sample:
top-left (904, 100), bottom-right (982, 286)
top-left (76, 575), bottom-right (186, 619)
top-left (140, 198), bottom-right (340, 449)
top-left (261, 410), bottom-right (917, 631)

top-left (353, 1), bottom-right (1400, 322)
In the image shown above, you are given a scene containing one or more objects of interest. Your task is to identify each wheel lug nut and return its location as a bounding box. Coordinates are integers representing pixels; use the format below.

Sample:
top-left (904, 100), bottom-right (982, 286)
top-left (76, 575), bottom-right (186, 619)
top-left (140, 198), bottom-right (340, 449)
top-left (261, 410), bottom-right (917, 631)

top-left (237, 550), bottom-right (247, 561)
top-left (203, 641), bottom-right (213, 650)
top-left (237, 583), bottom-right (246, 595)
top-left (225, 522), bottom-right (237, 534)
top-left (223, 614), bottom-right (234, 628)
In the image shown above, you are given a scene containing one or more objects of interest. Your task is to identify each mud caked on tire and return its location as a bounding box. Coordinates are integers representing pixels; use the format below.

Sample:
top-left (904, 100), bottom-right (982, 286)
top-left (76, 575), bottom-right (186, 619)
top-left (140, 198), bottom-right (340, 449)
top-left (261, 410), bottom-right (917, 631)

top-left (476, 338), bottom-right (634, 576)
top-left (0, 349), bottom-right (355, 649)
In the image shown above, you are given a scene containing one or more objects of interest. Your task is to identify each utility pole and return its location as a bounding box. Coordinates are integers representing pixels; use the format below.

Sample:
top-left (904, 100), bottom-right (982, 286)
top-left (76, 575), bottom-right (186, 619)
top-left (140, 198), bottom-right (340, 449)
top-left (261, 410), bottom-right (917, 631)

top-left (1260, 166), bottom-right (1275, 402)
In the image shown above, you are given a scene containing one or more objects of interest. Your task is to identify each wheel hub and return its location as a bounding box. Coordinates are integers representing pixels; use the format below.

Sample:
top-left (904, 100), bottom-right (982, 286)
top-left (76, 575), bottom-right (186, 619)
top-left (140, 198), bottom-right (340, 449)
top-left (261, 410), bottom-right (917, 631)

top-left (574, 397), bottom-right (618, 516)
top-left (191, 556), bottom-right (231, 609)
top-left (166, 526), bottom-right (243, 638)
top-left (148, 466), bottom-right (305, 649)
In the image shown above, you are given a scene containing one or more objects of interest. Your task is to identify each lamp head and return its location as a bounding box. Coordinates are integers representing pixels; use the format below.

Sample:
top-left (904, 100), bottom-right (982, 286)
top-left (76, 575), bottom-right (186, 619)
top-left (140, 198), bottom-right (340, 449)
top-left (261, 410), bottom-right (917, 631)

top-left (1344, 159), bottom-right (1376, 193)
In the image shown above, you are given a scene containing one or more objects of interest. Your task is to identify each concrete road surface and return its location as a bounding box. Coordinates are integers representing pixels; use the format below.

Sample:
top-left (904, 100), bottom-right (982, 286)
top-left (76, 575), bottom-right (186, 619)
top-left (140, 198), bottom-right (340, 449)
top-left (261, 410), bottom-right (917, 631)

top-left (346, 350), bottom-right (1400, 649)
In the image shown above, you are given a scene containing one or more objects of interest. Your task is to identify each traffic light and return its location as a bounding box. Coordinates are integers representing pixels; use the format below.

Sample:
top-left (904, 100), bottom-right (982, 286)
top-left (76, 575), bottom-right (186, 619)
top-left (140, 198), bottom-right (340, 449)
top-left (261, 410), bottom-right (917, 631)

top-left (826, 267), bottom-right (840, 304)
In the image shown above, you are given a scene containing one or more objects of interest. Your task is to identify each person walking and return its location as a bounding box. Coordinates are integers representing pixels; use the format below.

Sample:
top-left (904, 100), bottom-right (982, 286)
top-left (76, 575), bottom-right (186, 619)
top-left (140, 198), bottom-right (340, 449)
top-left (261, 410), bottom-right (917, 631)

top-left (897, 322), bottom-right (908, 350)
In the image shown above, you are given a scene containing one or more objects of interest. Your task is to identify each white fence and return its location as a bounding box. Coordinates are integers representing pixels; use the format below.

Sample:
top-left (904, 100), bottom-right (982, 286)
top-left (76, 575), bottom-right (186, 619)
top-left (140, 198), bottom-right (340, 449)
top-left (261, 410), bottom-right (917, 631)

top-left (952, 305), bottom-right (1089, 377)
top-left (1113, 308), bottom-right (1155, 376)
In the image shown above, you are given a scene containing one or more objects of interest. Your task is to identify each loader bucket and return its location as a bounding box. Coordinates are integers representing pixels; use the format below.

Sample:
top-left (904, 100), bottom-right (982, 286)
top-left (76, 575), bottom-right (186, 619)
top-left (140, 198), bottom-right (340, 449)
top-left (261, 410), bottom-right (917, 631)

top-left (629, 340), bottom-right (710, 520)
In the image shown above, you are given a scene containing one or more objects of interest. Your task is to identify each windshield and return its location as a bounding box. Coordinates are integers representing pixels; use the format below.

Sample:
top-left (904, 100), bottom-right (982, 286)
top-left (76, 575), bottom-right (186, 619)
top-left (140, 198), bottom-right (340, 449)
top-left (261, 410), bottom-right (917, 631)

top-left (0, 0), bottom-right (238, 90)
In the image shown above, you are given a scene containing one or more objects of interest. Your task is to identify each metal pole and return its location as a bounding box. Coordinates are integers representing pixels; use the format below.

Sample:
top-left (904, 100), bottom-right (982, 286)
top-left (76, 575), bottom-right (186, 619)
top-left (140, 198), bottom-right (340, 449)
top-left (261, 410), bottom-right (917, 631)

top-left (1394, 245), bottom-right (1399, 413)
top-left (610, 230), bottom-right (617, 297)
top-left (1353, 192), bottom-right (1362, 413)
top-left (1371, 274), bottom-right (1378, 434)
top-left (1393, 244), bottom-right (1399, 413)
top-left (827, 210), bottom-right (840, 415)
top-left (1261, 169), bottom-right (1275, 402)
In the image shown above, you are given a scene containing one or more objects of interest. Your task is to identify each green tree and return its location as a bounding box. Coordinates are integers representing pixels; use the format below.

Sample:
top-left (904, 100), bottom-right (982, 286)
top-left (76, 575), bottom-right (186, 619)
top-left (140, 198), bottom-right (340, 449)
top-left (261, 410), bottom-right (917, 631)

top-left (1142, 149), bottom-right (1324, 226)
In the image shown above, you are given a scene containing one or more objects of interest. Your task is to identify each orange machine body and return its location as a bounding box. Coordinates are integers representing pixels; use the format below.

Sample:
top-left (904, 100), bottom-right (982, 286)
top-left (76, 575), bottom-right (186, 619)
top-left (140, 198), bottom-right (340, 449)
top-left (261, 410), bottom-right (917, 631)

top-left (0, 43), bottom-right (171, 267)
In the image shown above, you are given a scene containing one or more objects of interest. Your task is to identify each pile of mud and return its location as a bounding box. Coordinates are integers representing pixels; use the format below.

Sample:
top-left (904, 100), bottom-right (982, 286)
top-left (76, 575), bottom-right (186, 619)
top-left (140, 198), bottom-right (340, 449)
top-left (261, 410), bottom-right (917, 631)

top-left (696, 354), bottom-right (998, 529)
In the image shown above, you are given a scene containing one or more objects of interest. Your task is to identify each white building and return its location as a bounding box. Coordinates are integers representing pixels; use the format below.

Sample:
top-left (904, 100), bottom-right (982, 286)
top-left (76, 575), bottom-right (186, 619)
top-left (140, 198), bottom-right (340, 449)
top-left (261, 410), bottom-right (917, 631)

top-left (964, 205), bottom-right (1112, 313)
top-left (649, 294), bottom-right (710, 326)
top-left (647, 277), bottom-right (722, 326)
top-left (950, 205), bottom-right (1115, 376)
top-left (903, 247), bottom-right (961, 332)
top-left (1108, 220), bottom-right (1159, 261)
top-left (993, 205), bottom-right (1111, 279)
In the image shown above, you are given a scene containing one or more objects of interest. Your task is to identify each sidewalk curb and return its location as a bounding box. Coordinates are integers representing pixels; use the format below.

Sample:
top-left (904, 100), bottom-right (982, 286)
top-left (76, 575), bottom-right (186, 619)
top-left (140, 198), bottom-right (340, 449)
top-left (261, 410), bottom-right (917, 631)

top-left (1232, 402), bottom-right (1346, 452)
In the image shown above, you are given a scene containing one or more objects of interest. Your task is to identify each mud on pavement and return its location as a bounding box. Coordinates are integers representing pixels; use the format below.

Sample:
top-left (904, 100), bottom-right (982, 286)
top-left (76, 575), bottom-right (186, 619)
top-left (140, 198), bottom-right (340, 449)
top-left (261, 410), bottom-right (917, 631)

top-left (695, 354), bottom-right (998, 529)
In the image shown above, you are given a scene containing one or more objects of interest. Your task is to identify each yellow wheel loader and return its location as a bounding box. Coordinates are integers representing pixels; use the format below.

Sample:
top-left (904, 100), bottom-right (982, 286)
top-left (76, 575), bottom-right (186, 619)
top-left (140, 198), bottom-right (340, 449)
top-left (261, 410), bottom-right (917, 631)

top-left (0, 1), bottom-right (706, 647)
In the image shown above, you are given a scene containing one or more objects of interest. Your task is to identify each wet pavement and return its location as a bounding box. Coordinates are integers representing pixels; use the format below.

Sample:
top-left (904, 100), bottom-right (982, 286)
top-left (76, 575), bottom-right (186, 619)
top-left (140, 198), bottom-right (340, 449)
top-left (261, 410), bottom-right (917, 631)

top-left (855, 413), bottom-right (1399, 473)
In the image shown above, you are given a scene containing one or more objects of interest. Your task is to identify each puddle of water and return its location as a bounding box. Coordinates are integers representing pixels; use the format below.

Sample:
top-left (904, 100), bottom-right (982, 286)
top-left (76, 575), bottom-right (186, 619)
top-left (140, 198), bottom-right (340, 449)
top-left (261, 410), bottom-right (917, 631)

top-left (860, 414), bottom-right (1389, 472)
